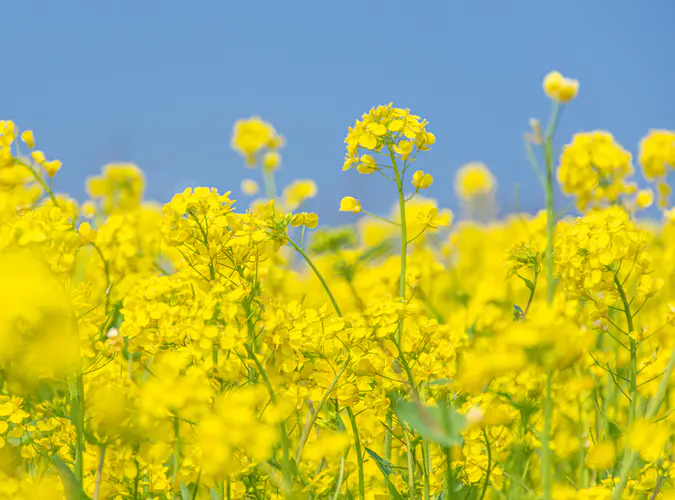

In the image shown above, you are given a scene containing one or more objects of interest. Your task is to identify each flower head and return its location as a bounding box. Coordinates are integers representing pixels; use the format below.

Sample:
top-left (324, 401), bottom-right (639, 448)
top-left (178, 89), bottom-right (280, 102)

top-left (455, 162), bottom-right (495, 199)
top-left (412, 170), bottom-right (433, 190)
top-left (231, 117), bottom-right (283, 167)
top-left (639, 129), bottom-right (675, 181)
top-left (339, 196), bottom-right (362, 213)
top-left (290, 212), bottom-right (319, 229)
top-left (543, 71), bottom-right (579, 103)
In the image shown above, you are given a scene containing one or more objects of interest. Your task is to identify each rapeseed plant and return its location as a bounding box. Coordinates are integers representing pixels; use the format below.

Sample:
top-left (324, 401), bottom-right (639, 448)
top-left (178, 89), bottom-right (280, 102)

top-left (0, 73), bottom-right (675, 500)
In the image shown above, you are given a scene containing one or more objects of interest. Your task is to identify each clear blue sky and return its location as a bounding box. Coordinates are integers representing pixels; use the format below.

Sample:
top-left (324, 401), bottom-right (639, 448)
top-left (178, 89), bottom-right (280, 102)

top-left (4, 1), bottom-right (674, 224)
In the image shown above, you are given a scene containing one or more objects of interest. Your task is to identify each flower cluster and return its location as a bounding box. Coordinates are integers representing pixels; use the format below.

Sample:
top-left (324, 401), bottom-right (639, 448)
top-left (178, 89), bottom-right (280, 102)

top-left (2, 73), bottom-right (675, 500)
top-left (639, 130), bottom-right (675, 181)
top-left (543, 70), bottom-right (579, 102)
top-left (343, 103), bottom-right (435, 175)
top-left (231, 116), bottom-right (284, 168)
top-left (557, 131), bottom-right (635, 210)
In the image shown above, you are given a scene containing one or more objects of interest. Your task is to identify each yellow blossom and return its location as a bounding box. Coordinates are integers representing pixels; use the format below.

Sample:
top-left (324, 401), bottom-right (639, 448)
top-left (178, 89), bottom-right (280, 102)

top-left (586, 443), bottom-right (615, 469)
top-left (283, 179), bottom-right (317, 210)
top-left (543, 71), bottom-right (579, 102)
top-left (263, 150), bottom-right (281, 171)
top-left (290, 212), bottom-right (319, 229)
top-left (20, 130), bottom-right (35, 149)
top-left (455, 162), bottom-right (495, 199)
top-left (412, 170), bottom-right (433, 190)
top-left (635, 189), bottom-right (654, 209)
top-left (339, 196), bottom-right (362, 213)
top-left (241, 178), bottom-right (260, 195)
top-left (43, 159), bottom-right (62, 178)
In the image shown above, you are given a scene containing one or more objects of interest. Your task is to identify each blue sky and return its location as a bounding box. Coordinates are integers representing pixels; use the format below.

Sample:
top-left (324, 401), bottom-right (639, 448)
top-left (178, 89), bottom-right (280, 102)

top-left (3, 1), bottom-right (674, 224)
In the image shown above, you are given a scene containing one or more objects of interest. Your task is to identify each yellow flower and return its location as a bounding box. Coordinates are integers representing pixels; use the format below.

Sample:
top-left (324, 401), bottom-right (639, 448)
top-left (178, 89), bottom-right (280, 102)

top-left (629, 419), bottom-right (669, 462)
top-left (43, 159), bottom-right (62, 178)
top-left (86, 163), bottom-right (145, 213)
top-left (0, 252), bottom-right (79, 390)
top-left (657, 181), bottom-right (671, 207)
top-left (78, 222), bottom-right (96, 242)
top-left (393, 140), bottom-right (414, 160)
top-left (290, 212), bottom-right (319, 229)
top-left (635, 189), bottom-right (654, 210)
top-left (357, 154), bottom-right (377, 175)
top-left (344, 104), bottom-right (434, 161)
top-left (262, 150), bottom-right (281, 171)
top-left (283, 179), bottom-right (317, 210)
top-left (455, 162), bottom-right (495, 199)
top-left (585, 443), bottom-right (615, 469)
top-left (339, 196), bottom-right (362, 213)
top-left (231, 116), bottom-right (283, 166)
top-left (664, 207), bottom-right (675, 222)
top-left (552, 431), bottom-right (580, 459)
top-left (557, 131), bottom-right (633, 210)
top-left (639, 129), bottom-right (675, 180)
top-left (412, 170), bottom-right (433, 189)
top-left (241, 178), bottom-right (259, 195)
top-left (20, 130), bottom-right (35, 149)
top-left (543, 71), bottom-right (579, 103)
top-left (80, 200), bottom-right (97, 218)
top-left (31, 150), bottom-right (46, 164)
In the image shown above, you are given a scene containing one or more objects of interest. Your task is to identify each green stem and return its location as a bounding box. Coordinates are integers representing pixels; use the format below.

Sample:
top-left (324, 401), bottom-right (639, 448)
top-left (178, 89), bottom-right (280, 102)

top-left (524, 137), bottom-right (546, 189)
top-left (541, 370), bottom-right (553, 500)
top-left (404, 429), bottom-right (416, 500)
top-left (444, 447), bottom-right (454, 499)
top-left (384, 412), bottom-right (393, 480)
top-left (612, 342), bottom-right (675, 500)
top-left (347, 406), bottom-right (365, 500)
top-left (390, 149), bottom-right (408, 308)
top-left (295, 356), bottom-right (351, 464)
top-left (245, 344), bottom-right (293, 493)
top-left (614, 272), bottom-right (637, 427)
top-left (15, 156), bottom-right (60, 207)
top-left (522, 270), bottom-right (539, 318)
top-left (388, 149), bottom-right (409, 476)
top-left (440, 397), bottom-right (455, 499)
top-left (172, 417), bottom-right (180, 488)
top-left (331, 452), bottom-right (347, 500)
top-left (263, 168), bottom-right (277, 200)
top-left (543, 102), bottom-right (560, 305)
top-left (421, 384), bottom-right (431, 500)
top-left (543, 156), bottom-right (555, 304)
top-left (70, 372), bottom-right (85, 487)
top-left (93, 444), bottom-right (106, 500)
top-left (287, 237), bottom-right (342, 317)
top-left (362, 209), bottom-right (401, 226)
top-left (479, 429), bottom-right (492, 500)
top-left (90, 242), bottom-right (112, 313)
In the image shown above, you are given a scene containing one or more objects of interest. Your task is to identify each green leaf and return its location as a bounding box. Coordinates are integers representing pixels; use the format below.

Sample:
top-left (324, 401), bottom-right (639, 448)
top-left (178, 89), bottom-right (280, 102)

top-left (466, 320), bottom-right (477, 339)
top-left (365, 448), bottom-right (395, 476)
top-left (336, 408), bottom-right (347, 433)
top-left (50, 456), bottom-right (91, 500)
top-left (518, 274), bottom-right (534, 292)
top-left (191, 470), bottom-right (202, 499)
top-left (386, 480), bottom-right (405, 500)
top-left (395, 400), bottom-right (465, 447)
top-left (180, 482), bottom-right (192, 500)
top-left (364, 448), bottom-right (404, 500)
top-left (427, 378), bottom-right (453, 386)
top-left (358, 241), bottom-right (392, 263)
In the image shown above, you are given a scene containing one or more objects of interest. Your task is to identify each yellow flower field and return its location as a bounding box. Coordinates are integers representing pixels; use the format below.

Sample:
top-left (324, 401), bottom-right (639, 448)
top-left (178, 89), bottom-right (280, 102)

top-left (1, 72), bottom-right (675, 500)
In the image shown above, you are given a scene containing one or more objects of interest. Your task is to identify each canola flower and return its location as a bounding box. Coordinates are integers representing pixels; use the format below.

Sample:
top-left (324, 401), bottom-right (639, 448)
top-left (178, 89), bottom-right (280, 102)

top-left (1, 74), bottom-right (675, 500)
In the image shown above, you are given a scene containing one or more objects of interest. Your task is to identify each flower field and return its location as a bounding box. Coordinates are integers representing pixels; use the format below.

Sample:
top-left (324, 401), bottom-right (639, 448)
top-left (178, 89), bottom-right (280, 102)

top-left (2, 72), bottom-right (675, 499)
